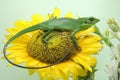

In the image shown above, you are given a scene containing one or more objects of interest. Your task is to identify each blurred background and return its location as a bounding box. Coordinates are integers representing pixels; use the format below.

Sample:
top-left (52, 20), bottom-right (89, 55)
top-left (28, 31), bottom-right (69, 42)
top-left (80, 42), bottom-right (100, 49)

top-left (0, 0), bottom-right (120, 80)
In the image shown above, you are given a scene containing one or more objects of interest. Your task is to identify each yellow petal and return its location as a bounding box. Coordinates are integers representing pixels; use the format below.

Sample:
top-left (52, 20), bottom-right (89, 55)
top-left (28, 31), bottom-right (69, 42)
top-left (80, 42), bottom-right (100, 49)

top-left (26, 60), bottom-right (39, 66)
top-left (53, 7), bottom-right (60, 18)
top-left (46, 14), bottom-right (51, 20)
top-left (14, 20), bottom-right (32, 29)
top-left (72, 56), bottom-right (92, 72)
top-left (7, 64), bottom-right (13, 67)
top-left (75, 27), bottom-right (95, 38)
top-left (64, 12), bottom-right (74, 18)
top-left (14, 57), bottom-right (32, 64)
top-left (74, 54), bottom-right (97, 67)
top-left (7, 52), bottom-right (28, 59)
top-left (6, 28), bottom-right (18, 35)
top-left (38, 68), bottom-right (47, 80)
top-left (81, 42), bottom-right (103, 48)
top-left (28, 69), bottom-right (36, 75)
top-left (81, 48), bottom-right (100, 55)
top-left (46, 7), bottom-right (60, 20)
top-left (6, 46), bottom-right (26, 53)
top-left (45, 68), bottom-right (57, 80)
top-left (68, 61), bottom-right (86, 77)
top-left (71, 63), bottom-right (86, 80)
top-left (78, 36), bottom-right (102, 45)
top-left (7, 45), bottom-right (26, 51)
top-left (13, 34), bottom-right (31, 42)
top-left (55, 64), bottom-right (70, 80)
top-left (31, 14), bottom-right (44, 25)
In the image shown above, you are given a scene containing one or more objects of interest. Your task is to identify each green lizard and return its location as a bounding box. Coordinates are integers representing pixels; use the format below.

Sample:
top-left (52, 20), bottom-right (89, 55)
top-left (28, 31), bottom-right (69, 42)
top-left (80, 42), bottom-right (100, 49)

top-left (3, 17), bottom-right (100, 69)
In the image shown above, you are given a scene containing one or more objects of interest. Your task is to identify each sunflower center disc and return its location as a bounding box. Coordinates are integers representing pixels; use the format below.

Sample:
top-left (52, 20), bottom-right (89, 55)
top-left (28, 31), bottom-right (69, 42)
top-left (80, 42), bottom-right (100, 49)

top-left (27, 31), bottom-right (80, 64)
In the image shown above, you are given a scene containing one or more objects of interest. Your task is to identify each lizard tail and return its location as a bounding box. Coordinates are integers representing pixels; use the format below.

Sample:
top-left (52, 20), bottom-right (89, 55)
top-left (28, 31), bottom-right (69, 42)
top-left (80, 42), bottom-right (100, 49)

top-left (3, 24), bottom-right (52, 69)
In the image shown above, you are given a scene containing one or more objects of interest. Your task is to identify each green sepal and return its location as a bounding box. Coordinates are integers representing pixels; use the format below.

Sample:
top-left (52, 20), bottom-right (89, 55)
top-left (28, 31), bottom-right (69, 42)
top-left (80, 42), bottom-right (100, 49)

top-left (78, 68), bottom-right (97, 80)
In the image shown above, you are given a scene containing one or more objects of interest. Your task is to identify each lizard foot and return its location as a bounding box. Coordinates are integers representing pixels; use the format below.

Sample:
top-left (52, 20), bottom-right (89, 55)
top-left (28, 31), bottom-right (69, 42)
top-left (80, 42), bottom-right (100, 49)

top-left (42, 39), bottom-right (48, 45)
top-left (75, 45), bottom-right (82, 51)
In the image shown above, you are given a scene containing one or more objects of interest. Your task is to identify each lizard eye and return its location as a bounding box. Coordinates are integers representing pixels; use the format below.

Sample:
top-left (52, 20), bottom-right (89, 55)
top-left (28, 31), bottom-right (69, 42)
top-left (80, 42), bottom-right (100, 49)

top-left (89, 17), bottom-right (94, 21)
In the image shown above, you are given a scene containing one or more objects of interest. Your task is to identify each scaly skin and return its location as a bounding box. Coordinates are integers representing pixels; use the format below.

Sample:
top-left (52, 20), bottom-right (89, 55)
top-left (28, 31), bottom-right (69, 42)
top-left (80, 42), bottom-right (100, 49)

top-left (3, 17), bottom-right (100, 69)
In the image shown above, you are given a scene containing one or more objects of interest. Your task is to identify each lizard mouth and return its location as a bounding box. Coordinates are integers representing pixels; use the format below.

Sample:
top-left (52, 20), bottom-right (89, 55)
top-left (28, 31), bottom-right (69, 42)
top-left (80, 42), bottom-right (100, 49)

top-left (27, 31), bottom-right (81, 64)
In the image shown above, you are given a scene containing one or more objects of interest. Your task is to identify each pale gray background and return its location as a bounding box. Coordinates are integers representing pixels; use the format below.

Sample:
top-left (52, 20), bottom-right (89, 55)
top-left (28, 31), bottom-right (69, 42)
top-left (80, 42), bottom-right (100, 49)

top-left (0, 0), bottom-right (120, 80)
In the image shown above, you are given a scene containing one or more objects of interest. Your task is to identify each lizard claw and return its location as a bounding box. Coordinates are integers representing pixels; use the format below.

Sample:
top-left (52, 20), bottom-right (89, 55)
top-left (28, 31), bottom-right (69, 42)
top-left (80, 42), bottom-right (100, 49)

top-left (42, 39), bottom-right (48, 45)
top-left (75, 45), bottom-right (82, 51)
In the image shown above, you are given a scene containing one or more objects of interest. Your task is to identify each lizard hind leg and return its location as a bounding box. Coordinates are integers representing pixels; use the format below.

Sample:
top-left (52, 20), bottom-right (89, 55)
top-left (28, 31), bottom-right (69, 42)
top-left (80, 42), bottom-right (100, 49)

top-left (42, 29), bottom-right (53, 44)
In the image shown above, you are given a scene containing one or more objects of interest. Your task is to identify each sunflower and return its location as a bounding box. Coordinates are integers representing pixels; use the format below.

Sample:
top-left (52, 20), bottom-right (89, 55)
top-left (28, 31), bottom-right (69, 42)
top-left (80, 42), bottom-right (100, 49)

top-left (4, 8), bottom-right (103, 80)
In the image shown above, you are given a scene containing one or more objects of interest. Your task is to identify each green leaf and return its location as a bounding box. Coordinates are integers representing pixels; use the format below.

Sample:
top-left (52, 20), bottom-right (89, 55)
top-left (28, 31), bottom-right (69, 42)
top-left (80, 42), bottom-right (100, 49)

top-left (94, 25), bottom-right (113, 47)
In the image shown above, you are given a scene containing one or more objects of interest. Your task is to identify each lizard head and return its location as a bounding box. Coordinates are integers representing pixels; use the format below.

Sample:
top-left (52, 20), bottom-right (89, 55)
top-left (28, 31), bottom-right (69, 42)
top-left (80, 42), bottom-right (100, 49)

top-left (78, 17), bottom-right (100, 29)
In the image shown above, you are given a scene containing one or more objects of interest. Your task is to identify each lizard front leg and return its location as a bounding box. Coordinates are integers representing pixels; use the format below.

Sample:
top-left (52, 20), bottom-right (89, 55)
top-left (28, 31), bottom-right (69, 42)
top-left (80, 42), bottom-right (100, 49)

top-left (70, 29), bottom-right (81, 50)
top-left (42, 29), bottom-right (53, 44)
